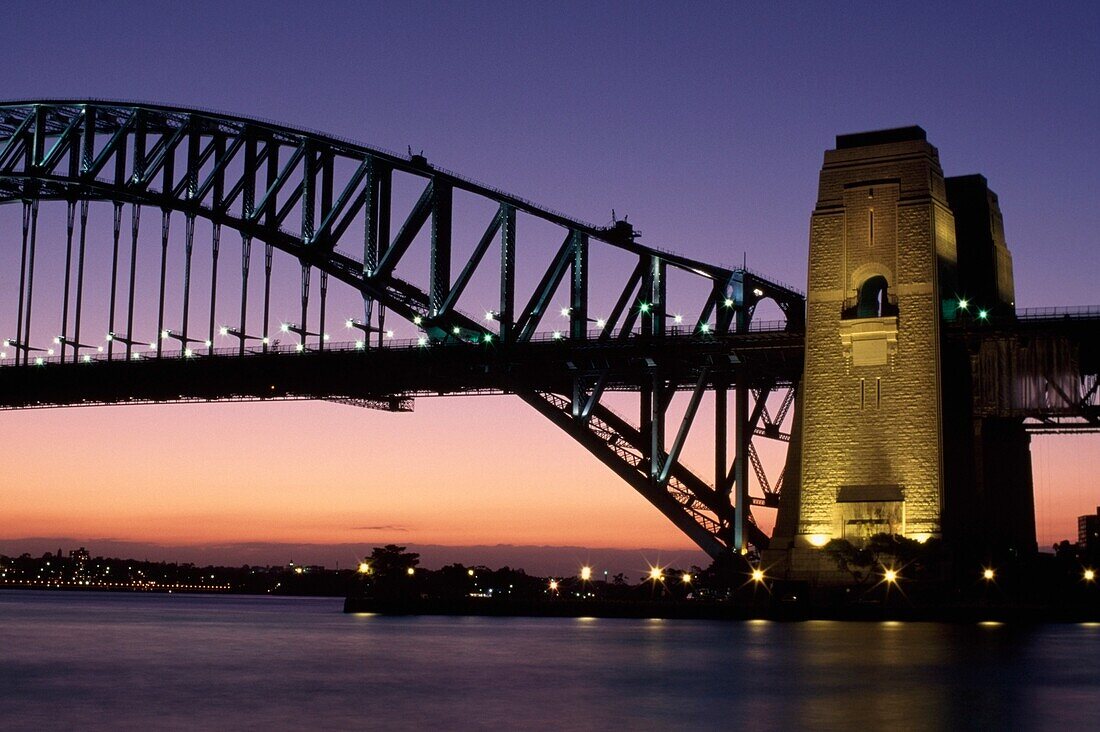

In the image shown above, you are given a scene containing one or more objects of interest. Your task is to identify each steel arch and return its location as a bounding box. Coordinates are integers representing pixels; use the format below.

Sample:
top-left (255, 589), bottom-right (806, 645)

top-left (0, 100), bottom-right (805, 557)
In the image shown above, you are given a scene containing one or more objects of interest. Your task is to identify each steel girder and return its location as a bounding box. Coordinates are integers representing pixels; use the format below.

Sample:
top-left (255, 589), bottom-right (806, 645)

top-left (0, 100), bottom-right (806, 557)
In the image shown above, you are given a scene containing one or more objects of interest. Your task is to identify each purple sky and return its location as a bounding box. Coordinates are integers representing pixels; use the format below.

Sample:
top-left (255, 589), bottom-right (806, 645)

top-left (0, 2), bottom-right (1097, 570)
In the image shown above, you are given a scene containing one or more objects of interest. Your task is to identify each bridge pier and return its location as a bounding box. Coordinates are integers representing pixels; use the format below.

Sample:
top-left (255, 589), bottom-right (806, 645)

top-left (768, 127), bottom-right (1053, 584)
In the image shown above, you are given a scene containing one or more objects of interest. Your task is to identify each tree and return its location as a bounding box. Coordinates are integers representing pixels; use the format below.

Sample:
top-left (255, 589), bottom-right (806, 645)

top-left (366, 545), bottom-right (420, 578)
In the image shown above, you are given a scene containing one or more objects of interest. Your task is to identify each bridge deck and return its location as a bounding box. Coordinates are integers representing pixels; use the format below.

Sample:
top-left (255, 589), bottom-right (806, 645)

top-left (0, 331), bottom-right (804, 410)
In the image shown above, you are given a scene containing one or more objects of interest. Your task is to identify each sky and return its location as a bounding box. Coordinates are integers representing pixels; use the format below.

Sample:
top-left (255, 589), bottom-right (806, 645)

top-left (0, 1), bottom-right (1097, 571)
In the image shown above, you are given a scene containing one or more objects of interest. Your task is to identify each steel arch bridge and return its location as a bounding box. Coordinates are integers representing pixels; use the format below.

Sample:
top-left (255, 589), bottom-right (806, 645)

top-left (0, 100), bottom-right (806, 558)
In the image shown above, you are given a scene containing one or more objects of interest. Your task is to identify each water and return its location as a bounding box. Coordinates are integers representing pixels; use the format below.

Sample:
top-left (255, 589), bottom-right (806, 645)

top-left (1, 591), bottom-right (1099, 731)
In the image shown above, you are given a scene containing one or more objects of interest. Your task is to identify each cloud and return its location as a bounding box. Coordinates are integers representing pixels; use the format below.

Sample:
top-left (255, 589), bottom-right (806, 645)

top-left (350, 525), bottom-right (409, 532)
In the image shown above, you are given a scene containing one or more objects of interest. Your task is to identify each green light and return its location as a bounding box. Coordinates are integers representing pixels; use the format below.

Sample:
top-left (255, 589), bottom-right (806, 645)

top-left (978, 309), bottom-right (989, 320)
top-left (700, 323), bottom-right (710, 333)
top-left (724, 298), bottom-right (734, 307)
top-left (639, 303), bottom-right (650, 313)
top-left (483, 334), bottom-right (493, 343)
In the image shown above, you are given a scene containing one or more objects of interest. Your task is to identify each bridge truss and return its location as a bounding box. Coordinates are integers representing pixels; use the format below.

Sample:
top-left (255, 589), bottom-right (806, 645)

top-left (0, 100), bottom-right (805, 558)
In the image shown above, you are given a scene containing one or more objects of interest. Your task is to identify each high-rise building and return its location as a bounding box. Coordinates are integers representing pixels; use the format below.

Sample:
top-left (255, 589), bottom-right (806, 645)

top-left (1080, 508), bottom-right (1100, 552)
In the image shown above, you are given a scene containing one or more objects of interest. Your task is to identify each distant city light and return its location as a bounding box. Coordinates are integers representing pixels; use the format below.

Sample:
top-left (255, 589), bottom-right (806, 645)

top-left (549, 579), bottom-right (559, 591)
top-left (294, 567), bottom-right (303, 575)
top-left (406, 567), bottom-right (415, 576)
top-left (580, 566), bottom-right (592, 581)
top-left (649, 567), bottom-right (663, 582)
top-left (357, 562), bottom-right (370, 574)
top-left (681, 572), bottom-right (692, 584)
top-left (983, 568), bottom-right (995, 581)
top-left (467, 569), bottom-right (475, 577)
top-left (1086, 569), bottom-right (1096, 582)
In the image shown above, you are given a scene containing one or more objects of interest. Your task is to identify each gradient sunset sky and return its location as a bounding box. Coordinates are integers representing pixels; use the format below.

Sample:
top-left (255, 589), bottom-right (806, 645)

top-left (0, 2), bottom-right (1097, 567)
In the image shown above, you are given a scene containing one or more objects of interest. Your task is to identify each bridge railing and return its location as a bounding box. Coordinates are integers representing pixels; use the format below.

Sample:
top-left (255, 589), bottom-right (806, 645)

top-left (1016, 305), bottom-right (1100, 320)
top-left (0, 321), bottom-right (797, 369)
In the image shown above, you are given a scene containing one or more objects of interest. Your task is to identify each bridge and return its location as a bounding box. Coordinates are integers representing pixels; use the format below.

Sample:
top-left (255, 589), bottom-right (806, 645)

top-left (0, 102), bottom-right (1096, 566)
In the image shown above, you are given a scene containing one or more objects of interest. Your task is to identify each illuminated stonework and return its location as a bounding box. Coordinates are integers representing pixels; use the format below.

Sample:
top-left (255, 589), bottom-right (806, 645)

top-left (791, 127), bottom-right (955, 547)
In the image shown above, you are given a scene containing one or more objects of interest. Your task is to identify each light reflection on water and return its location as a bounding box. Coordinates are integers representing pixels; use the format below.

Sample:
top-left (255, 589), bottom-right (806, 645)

top-left (0, 590), bottom-right (1098, 730)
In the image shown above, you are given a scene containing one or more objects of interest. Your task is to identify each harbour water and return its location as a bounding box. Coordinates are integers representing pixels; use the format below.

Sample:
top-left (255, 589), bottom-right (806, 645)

top-left (1, 590), bottom-right (1099, 730)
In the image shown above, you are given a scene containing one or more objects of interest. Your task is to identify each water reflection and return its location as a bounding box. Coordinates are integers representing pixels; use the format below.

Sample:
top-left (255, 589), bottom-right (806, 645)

top-left (0, 591), bottom-right (1098, 730)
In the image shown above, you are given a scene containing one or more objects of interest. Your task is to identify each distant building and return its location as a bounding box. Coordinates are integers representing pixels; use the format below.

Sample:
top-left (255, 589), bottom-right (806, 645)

top-left (69, 547), bottom-right (90, 564)
top-left (1080, 508), bottom-right (1099, 552)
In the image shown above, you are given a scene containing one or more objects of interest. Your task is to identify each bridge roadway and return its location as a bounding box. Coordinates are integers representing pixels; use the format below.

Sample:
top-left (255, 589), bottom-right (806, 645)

top-left (0, 328), bottom-right (805, 410)
top-left (0, 313), bottom-right (1093, 426)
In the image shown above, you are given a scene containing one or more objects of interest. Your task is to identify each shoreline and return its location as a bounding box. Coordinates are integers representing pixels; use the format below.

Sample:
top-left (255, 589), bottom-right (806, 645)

top-left (343, 595), bottom-right (1100, 623)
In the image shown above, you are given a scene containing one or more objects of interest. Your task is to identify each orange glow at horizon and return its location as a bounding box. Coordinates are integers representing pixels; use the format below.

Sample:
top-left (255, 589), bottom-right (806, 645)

top-left (0, 398), bottom-right (701, 550)
top-left (0, 396), bottom-right (1095, 553)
